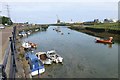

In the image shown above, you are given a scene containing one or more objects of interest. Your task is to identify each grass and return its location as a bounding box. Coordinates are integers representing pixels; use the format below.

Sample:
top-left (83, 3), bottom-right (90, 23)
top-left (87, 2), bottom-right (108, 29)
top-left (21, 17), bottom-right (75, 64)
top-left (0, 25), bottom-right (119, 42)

top-left (87, 22), bottom-right (119, 31)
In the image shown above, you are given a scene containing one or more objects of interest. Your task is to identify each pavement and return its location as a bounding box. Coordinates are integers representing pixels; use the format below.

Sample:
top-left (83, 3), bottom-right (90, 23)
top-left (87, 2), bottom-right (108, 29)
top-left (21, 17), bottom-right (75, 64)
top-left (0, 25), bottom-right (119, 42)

top-left (0, 27), bottom-right (13, 64)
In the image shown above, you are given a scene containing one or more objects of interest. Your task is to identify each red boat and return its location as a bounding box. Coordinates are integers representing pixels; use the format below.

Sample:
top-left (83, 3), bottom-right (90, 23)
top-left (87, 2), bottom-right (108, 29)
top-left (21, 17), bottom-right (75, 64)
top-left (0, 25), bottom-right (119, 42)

top-left (95, 37), bottom-right (113, 44)
top-left (29, 42), bottom-right (37, 48)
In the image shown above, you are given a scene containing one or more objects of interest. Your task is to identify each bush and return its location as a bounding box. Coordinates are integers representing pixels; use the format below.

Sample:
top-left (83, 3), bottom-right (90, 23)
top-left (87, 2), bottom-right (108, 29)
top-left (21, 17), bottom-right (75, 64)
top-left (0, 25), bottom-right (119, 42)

top-left (1, 16), bottom-right (13, 25)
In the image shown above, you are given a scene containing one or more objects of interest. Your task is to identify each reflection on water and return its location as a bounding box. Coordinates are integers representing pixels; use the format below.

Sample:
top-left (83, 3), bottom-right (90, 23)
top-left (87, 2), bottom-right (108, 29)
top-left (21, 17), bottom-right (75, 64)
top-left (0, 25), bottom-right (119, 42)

top-left (95, 42), bottom-right (113, 48)
top-left (108, 44), bottom-right (112, 48)
top-left (22, 26), bottom-right (118, 78)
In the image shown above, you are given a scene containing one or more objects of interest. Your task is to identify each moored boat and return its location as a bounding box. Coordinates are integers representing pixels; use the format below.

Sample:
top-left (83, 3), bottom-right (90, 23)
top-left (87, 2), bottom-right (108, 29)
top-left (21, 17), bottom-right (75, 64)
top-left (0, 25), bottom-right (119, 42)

top-left (22, 41), bottom-right (37, 48)
top-left (22, 42), bottom-right (31, 49)
top-left (29, 42), bottom-right (37, 48)
top-left (18, 31), bottom-right (27, 37)
top-left (95, 37), bottom-right (113, 44)
top-left (47, 50), bottom-right (63, 64)
top-left (35, 52), bottom-right (52, 65)
top-left (27, 31), bottom-right (31, 35)
top-left (25, 52), bottom-right (45, 76)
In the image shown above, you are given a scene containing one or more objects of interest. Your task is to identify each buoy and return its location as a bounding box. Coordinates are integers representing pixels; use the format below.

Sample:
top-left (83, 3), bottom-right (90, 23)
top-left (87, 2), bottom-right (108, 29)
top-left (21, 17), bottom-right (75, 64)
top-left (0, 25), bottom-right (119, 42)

top-left (61, 33), bottom-right (64, 35)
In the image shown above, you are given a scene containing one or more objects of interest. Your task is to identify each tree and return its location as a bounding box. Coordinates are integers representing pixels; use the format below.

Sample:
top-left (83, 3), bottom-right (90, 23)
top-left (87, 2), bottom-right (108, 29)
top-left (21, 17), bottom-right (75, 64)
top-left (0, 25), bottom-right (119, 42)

top-left (1, 16), bottom-right (13, 25)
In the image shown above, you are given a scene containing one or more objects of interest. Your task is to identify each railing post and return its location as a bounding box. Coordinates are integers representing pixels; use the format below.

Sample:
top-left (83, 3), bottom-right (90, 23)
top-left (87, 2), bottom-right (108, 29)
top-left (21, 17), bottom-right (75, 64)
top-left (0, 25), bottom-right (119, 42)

top-left (9, 37), bottom-right (14, 79)
top-left (9, 26), bottom-right (17, 80)
top-left (10, 37), bottom-right (14, 55)
top-left (13, 26), bottom-right (17, 72)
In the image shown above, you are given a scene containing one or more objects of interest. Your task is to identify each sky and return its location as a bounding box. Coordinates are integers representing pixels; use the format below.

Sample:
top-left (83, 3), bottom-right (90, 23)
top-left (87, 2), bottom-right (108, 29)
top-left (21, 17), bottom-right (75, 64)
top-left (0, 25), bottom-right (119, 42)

top-left (0, 0), bottom-right (119, 24)
top-left (1, 0), bottom-right (119, 2)
top-left (118, 1), bottom-right (120, 20)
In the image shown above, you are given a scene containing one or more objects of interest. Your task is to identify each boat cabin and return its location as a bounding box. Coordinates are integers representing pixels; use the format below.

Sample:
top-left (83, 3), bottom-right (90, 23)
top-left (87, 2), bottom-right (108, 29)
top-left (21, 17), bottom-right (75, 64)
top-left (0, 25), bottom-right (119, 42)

top-left (26, 53), bottom-right (45, 76)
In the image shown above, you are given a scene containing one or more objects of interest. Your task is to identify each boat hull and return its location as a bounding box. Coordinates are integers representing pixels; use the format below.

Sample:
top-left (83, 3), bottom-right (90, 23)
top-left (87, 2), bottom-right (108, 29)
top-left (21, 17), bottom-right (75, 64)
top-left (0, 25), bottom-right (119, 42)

top-left (96, 40), bottom-right (112, 44)
top-left (47, 50), bottom-right (63, 63)
top-left (31, 68), bottom-right (45, 76)
top-left (36, 52), bottom-right (52, 65)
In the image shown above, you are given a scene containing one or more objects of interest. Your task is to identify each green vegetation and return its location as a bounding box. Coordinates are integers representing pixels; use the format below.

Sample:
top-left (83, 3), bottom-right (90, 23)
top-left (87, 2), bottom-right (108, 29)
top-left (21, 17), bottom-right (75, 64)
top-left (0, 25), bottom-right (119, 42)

top-left (87, 22), bottom-right (119, 31)
top-left (0, 16), bottom-right (13, 25)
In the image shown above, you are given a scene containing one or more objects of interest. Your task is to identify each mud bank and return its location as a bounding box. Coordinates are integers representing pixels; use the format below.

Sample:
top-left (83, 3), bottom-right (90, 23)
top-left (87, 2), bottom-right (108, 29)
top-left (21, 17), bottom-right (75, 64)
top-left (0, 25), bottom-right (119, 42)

top-left (85, 27), bottom-right (120, 34)
top-left (69, 26), bottom-right (120, 43)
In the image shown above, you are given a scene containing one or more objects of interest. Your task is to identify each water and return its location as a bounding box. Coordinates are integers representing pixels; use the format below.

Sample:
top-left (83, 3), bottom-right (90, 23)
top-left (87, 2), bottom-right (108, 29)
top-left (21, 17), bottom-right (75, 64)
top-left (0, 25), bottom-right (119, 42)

top-left (22, 26), bottom-right (118, 78)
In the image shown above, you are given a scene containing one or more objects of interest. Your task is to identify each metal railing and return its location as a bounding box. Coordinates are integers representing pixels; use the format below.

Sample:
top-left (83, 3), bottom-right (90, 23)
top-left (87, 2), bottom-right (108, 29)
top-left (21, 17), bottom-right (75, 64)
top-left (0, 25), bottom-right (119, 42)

top-left (9, 26), bottom-right (17, 79)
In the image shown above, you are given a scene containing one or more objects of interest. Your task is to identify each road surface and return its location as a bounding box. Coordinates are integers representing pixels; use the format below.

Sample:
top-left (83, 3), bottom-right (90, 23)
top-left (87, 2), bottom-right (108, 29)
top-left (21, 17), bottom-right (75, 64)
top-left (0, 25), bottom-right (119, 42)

top-left (0, 27), bottom-right (12, 64)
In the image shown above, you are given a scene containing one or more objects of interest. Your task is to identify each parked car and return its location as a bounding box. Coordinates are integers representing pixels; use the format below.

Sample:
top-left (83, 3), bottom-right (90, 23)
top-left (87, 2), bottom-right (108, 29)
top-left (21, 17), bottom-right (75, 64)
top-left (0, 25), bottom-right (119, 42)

top-left (0, 24), bottom-right (5, 29)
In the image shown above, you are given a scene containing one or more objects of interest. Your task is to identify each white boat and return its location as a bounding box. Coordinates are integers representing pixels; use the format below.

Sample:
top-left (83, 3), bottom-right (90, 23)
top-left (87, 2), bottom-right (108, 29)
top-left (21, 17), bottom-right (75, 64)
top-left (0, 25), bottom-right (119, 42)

top-left (22, 42), bottom-right (31, 49)
top-left (47, 50), bottom-right (63, 64)
top-left (35, 52), bottom-right (52, 65)
top-left (19, 31), bottom-right (27, 37)
top-left (26, 52), bottom-right (45, 76)
top-left (27, 31), bottom-right (31, 35)
top-left (35, 29), bottom-right (39, 32)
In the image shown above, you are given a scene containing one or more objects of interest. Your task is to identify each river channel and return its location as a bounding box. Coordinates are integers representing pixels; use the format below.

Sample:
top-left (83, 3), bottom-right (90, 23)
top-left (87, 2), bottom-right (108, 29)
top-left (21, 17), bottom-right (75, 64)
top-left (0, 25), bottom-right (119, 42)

top-left (22, 26), bottom-right (118, 78)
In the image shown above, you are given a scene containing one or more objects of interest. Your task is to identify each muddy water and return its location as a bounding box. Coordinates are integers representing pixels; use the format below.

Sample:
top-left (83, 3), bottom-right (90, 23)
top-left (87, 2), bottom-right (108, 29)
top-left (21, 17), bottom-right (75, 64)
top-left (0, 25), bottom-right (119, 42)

top-left (22, 26), bottom-right (118, 78)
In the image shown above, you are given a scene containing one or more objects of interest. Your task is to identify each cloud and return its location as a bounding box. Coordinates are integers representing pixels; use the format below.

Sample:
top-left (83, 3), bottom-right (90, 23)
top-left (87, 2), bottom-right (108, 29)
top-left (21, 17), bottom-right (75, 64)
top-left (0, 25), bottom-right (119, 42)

top-left (1, 0), bottom-right (119, 2)
top-left (1, 0), bottom-right (118, 23)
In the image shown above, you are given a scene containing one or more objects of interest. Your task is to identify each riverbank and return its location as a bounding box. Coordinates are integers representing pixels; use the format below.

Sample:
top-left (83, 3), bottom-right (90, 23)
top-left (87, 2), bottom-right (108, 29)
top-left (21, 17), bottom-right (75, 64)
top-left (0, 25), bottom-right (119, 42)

top-left (69, 25), bottom-right (120, 43)
top-left (17, 24), bottom-right (48, 32)
top-left (84, 22), bottom-right (119, 34)
top-left (15, 24), bottom-right (49, 78)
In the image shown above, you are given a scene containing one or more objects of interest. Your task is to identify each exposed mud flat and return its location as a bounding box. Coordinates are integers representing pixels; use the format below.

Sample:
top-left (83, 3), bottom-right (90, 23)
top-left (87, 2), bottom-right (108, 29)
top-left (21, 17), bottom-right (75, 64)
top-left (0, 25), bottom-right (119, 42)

top-left (69, 26), bottom-right (120, 43)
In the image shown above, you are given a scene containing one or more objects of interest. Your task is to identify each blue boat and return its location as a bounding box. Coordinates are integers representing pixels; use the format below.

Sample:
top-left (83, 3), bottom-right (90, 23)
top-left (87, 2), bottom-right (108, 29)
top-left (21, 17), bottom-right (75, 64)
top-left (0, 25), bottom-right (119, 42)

top-left (26, 52), bottom-right (45, 76)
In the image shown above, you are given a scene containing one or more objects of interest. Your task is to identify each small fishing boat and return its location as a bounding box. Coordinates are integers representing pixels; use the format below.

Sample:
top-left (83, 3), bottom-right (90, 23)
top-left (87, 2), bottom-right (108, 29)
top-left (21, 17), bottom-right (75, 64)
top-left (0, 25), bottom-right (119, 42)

top-left (29, 42), bottom-right (37, 48)
top-left (35, 29), bottom-right (39, 32)
top-left (27, 31), bottom-right (31, 35)
top-left (25, 52), bottom-right (45, 76)
top-left (47, 50), bottom-right (63, 64)
top-left (54, 27), bottom-right (61, 32)
top-left (22, 42), bottom-right (31, 49)
top-left (95, 37), bottom-right (113, 44)
top-left (18, 31), bottom-right (27, 37)
top-left (35, 52), bottom-right (52, 65)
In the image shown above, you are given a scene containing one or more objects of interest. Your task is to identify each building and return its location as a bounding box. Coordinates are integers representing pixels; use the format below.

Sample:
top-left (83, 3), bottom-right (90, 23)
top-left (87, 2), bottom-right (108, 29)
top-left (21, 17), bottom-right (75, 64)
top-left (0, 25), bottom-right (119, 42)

top-left (104, 18), bottom-right (117, 23)
top-left (94, 19), bottom-right (100, 23)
